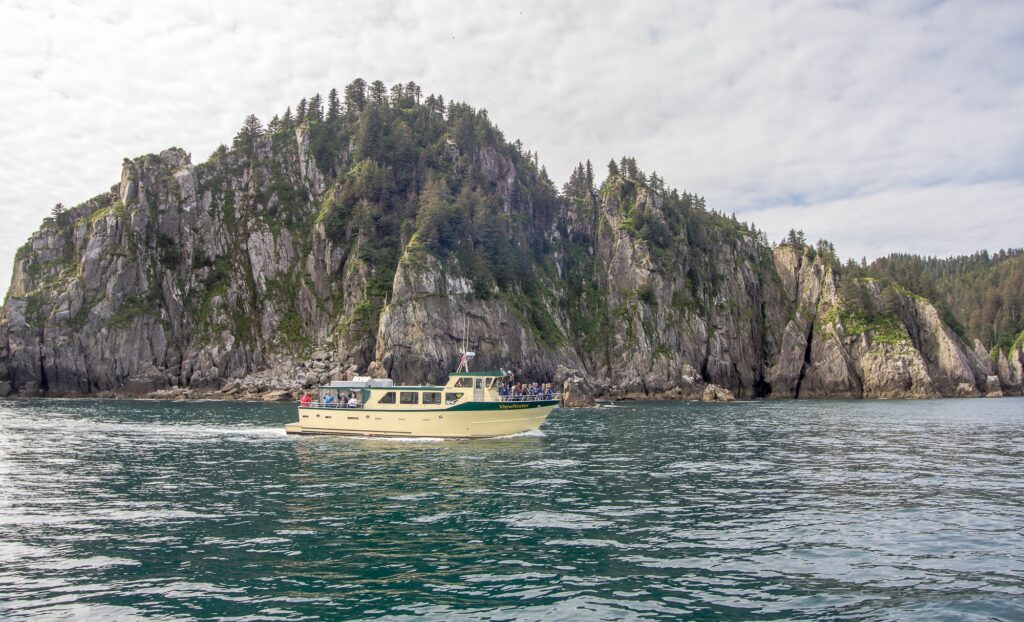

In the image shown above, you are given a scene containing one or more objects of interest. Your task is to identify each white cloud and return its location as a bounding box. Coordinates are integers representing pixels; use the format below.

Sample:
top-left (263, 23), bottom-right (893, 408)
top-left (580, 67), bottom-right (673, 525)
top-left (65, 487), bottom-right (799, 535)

top-left (0, 0), bottom-right (1022, 290)
top-left (743, 180), bottom-right (1024, 261)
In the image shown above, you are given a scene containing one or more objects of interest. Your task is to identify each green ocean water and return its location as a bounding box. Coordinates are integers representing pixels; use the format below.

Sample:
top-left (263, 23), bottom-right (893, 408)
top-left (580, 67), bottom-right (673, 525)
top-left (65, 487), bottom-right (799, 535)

top-left (1, 397), bottom-right (1022, 620)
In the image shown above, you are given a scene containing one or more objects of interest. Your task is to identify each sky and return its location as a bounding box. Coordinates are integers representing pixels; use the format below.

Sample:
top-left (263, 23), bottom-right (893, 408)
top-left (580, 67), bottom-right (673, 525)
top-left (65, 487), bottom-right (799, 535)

top-left (1, 0), bottom-right (1022, 290)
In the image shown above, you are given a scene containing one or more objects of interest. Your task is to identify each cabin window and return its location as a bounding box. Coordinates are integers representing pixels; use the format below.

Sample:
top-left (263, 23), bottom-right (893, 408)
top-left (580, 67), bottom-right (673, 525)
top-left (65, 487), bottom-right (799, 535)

top-left (486, 378), bottom-right (496, 388)
top-left (475, 379), bottom-right (484, 389)
top-left (378, 391), bottom-right (396, 404)
top-left (423, 392), bottom-right (441, 405)
top-left (454, 377), bottom-right (474, 388)
top-left (400, 392), bottom-right (419, 405)
top-left (445, 392), bottom-right (464, 404)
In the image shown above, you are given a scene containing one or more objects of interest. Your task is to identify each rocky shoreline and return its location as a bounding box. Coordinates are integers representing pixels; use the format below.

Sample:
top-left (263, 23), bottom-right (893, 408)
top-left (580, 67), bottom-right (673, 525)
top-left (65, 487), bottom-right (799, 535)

top-left (5, 369), bottom-right (1017, 407)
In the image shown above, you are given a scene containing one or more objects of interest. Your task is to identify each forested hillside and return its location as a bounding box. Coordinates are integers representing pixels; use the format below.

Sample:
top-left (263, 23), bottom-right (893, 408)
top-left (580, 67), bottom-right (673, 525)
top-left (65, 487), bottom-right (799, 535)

top-left (852, 250), bottom-right (1024, 354)
top-left (1, 79), bottom-right (1020, 401)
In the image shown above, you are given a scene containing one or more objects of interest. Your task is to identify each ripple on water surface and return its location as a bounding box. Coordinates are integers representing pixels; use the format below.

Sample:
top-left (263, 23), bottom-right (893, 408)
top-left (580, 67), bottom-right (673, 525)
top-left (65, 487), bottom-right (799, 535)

top-left (1, 397), bottom-right (1023, 620)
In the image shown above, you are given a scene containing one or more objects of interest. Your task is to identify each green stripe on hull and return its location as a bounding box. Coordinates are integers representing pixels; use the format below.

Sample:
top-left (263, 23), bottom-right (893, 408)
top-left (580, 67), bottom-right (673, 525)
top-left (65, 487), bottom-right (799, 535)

top-left (446, 400), bottom-right (559, 411)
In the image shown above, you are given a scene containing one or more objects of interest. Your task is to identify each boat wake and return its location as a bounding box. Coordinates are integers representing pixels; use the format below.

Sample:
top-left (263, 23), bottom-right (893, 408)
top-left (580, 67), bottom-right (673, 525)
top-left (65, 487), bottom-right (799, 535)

top-left (494, 428), bottom-right (547, 439)
top-left (1, 410), bottom-right (287, 442)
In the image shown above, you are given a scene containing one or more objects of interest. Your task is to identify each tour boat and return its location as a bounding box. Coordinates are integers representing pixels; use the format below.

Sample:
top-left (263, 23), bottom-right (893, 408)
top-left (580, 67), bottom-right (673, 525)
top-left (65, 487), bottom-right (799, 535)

top-left (284, 354), bottom-right (560, 438)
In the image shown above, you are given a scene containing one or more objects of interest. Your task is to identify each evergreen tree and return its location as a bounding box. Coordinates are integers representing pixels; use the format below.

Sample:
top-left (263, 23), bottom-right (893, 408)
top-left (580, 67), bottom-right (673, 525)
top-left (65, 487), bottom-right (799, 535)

top-left (308, 93), bottom-right (323, 122)
top-left (415, 176), bottom-right (462, 253)
top-left (369, 80), bottom-right (387, 107)
top-left (211, 144), bottom-right (229, 161)
top-left (281, 106), bottom-right (294, 130)
top-left (649, 171), bottom-right (663, 191)
top-left (881, 286), bottom-right (903, 315)
top-left (344, 78), bottom-right (367, 115)
top-left (563, 163), bottom-right (587, 198)
top-left (327, 88), bottom-right (341, 121)
top-left (406, 81), bottom-right (422, 104)
top-left (389, 83), bottom-right (405, 106)
top-left (50, 202), bottom-right (65, 217)
top-left (619, 156), bottom-right (640, 180)
top-left (296, 98), bottom-right (307, 123)
top-left (784, 229), bottom-right (807, 248)
top-left (839, 277), bottom-right (872, 317)
top-left (607, 158), bottom-right (619, 177)
top-left (232, 114), bottom-right (263, 153)
top-left (357, 105), bottom-right (385, 160)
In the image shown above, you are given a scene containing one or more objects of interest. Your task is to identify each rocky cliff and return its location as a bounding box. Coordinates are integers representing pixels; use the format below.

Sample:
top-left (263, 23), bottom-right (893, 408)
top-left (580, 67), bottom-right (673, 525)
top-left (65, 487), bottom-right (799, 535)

top-left (1, 83), bottom-right (1020, 401)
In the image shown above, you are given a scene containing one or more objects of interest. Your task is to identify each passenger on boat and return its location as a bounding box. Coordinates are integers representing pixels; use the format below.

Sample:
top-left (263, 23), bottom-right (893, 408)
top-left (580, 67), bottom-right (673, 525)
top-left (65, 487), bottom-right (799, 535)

top-left (300, 393), bottom-right (312, 407)
top-left (323, 393), bottom-right (334, 406)
top-left (347, 395), bottom-right (359, 408)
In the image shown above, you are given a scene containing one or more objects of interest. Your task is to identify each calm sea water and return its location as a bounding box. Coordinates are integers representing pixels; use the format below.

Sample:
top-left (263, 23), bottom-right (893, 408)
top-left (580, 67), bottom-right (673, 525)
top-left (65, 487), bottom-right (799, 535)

top-left (1, 397), bottom-right (1023, 621)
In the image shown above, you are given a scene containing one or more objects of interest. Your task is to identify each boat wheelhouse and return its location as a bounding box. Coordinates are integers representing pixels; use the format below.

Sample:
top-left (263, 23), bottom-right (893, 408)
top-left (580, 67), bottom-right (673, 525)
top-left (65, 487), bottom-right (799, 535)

top-left (284, 368), bottom-right (560, 438)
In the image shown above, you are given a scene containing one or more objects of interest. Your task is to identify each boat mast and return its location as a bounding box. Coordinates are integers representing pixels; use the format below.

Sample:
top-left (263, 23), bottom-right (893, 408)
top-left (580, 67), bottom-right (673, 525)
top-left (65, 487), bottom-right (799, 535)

top-left (457, 314), bottom-right (474, 373)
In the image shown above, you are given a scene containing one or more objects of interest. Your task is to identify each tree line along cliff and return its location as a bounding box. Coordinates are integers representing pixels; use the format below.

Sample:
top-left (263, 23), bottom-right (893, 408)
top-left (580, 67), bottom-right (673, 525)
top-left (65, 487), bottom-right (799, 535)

top-left (1, 79), bottom-right (1021, 401)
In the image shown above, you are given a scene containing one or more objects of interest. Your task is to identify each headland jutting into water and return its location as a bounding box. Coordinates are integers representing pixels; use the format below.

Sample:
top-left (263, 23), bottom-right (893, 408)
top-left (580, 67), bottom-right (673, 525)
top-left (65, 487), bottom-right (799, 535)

top-left (1, 80), bottom-right (1022, 405)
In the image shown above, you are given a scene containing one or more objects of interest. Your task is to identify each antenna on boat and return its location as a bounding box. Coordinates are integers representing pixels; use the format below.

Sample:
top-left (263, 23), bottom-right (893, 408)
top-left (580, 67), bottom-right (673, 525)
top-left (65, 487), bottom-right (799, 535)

top-left (457, 314), bottom-right (475, 372)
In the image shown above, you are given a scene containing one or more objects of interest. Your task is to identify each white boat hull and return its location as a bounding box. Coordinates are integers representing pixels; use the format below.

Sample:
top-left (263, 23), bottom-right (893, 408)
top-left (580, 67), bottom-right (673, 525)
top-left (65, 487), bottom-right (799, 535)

top-left (285, 401), bottom-right (557, 438)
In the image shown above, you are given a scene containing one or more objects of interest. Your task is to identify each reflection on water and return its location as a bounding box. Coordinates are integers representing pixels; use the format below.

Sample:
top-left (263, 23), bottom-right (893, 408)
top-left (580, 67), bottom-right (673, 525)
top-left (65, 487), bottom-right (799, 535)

top-left (1, 397), bottom-right (1023, 620)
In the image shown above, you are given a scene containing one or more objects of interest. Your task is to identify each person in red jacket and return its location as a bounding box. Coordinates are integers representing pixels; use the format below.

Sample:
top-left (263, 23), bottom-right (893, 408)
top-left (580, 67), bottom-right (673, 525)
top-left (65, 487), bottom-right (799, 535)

top-left (300, 393), bottom-right (312, 407)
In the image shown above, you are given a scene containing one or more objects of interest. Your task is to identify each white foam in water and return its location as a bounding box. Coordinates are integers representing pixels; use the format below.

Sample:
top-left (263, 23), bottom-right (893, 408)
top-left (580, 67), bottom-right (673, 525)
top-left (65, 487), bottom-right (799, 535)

top-left (110, 422), bottom-right (287, 440)
top-left (524, 458), bottom-right (581, 468)
top-left (495, 428), bottom-right (546, 439)
top-left (190, 426), bottom-right (286, 437)
top-left (3, 410), bottom-right (287, 442)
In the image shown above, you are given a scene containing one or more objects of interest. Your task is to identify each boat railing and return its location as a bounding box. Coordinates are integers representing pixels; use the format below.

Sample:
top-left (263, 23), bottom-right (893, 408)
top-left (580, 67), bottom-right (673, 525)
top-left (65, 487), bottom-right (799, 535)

top-left (306, 402), bottom-right (363, 409)
top-left (496, 393), bottom-right (561, 402)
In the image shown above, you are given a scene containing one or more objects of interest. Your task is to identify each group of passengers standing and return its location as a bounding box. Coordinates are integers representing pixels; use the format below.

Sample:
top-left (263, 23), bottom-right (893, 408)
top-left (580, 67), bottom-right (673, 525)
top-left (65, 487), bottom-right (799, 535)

top-left (299, 391), bottom-right (359, 408)
top-left (498, 381), bottom-right (555, 401)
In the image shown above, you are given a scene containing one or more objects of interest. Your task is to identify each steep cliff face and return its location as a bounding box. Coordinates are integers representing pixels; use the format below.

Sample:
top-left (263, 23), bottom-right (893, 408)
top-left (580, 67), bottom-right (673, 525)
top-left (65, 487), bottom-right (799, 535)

top-left (764, 246), bottom-right (1012, 400)
top-left (555, 180), bottom-right (787, 398)
top-left (370, 176), bottom-right (791, 399)
top-left (996, 345), bottom-right (1024, 396)
top-left (0, 87), bottom-right (1019, 400)
top-left (0, 136), bottom-right (331, 395)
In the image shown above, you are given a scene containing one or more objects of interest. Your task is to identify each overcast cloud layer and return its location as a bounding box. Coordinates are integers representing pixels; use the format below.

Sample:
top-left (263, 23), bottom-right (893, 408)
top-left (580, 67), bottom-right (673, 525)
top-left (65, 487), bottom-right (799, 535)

top-left (1, 0), bottom-right (1022, 289)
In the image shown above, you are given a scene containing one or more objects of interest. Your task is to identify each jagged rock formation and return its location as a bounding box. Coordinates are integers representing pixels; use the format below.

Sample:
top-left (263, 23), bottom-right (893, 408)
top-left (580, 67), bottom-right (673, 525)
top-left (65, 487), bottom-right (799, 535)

top-left (701, 384), bottom-right (736, 402)
top-left (1, 84), bottom-right (1020, 401)
top-left (764, 247), bottom-right (1021, 400)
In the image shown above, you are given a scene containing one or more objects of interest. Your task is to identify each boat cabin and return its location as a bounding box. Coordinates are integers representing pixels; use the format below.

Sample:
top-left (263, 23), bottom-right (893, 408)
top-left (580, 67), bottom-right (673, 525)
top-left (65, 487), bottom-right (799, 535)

top-left (309, 371), bottom-right (510, 410)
